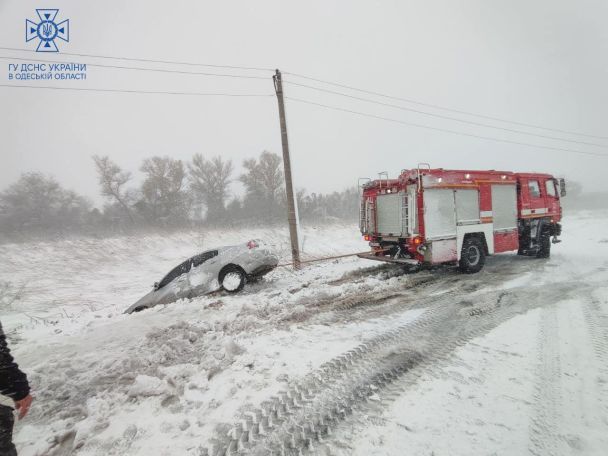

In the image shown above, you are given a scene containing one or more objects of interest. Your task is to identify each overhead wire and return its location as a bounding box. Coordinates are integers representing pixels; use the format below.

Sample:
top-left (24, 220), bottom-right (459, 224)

top-left (3, 84), bottom-right (605, 158)
top-left (284, 80), bottom-right (608, 149)
top-left (283, 71), bottom-right (608, 140)
top-left (285, 96), bottom-right (608, 158)
top-left (3, 47), bottom-right (606, 153)
top-left (0, 46), bottom-right (274, 72)
top-left (2, 47), bottom-right (604, 140)
top-left (0, 55), bottom-right (270, 80)
top-left (0, 84), bottom-right (274, 97)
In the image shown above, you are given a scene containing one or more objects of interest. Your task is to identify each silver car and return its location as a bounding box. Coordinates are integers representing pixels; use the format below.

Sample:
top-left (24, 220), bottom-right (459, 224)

top-left (125, 240), bottom-right (278, 313)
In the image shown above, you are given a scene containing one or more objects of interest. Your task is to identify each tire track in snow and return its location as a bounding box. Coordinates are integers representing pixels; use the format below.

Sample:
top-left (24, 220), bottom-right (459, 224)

top-left (206, 303), bottom-right (460, 455)
top-left (205, 280), bottom-right (474, 455)
top-left (582, 295), bottom-right (608, 424)
top-left (206, 279), bottom-right (582, 456)
top-left (528, 305), bottom-right (564, 456)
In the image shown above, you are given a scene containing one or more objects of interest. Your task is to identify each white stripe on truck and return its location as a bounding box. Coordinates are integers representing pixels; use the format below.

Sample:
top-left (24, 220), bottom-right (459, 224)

top-left (521, 208), bottom-right (548, 216)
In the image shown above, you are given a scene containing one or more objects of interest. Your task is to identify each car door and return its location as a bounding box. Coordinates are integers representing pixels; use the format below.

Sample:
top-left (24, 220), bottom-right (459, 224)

top-left (186, 250), bottom-right (220, 295)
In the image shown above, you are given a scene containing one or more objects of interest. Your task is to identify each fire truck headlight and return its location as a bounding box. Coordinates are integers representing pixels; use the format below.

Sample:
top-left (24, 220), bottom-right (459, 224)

top-left (387, 189), bottom-right (391, 193)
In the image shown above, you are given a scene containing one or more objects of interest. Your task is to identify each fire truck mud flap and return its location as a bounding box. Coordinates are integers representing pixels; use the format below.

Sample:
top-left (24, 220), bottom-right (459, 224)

top-left (357, 253), bottom-right (420, 266)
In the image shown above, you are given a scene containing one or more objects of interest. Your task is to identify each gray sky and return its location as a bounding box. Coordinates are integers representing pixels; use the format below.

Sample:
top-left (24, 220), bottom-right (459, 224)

top-left (1, 0), bottom-right (607, 206)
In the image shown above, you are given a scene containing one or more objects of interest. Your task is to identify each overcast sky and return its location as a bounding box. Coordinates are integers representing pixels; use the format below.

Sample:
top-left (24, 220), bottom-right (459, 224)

top-left (1, 0), bottom-right (607, 206)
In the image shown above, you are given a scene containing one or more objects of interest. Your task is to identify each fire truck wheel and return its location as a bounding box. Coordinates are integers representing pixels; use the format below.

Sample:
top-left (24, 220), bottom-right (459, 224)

top-left (459, 237), bottom-right (486, 273)
top-left (536, 230), bottom-right (551, 259)
top-left (517, 236), bottom-right (530, 255)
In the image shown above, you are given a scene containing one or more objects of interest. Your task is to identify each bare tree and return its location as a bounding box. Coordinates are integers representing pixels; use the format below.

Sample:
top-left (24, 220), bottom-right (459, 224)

top-left (189, 154), bottom-right (233, 223)
top-left (0, 173), bottom-right (91, 234)
top-left (92, 155), bottom-right (135, 223)
top-left (139, 156), bottom-right (189, 225)
top-left (240, 151), bottom-right (284, 220)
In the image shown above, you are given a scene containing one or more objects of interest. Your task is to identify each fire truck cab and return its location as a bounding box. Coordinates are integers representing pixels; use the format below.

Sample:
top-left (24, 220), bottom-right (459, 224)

top-left (359, 166), bottom-right (564, 273)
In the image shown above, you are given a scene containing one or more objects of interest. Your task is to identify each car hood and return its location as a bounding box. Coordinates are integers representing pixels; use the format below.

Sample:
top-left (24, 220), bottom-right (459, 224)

top-left (123, 286), bottom-right (176, 314)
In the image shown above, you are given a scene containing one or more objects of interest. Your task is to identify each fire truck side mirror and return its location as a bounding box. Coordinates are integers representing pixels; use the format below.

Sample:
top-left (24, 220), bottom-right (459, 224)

top-left (558, 178), bottom-right (567, 197)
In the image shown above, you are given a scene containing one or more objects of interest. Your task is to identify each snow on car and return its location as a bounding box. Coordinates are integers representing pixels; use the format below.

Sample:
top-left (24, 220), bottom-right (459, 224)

top-left (124, 240), bottom-right (278, 313)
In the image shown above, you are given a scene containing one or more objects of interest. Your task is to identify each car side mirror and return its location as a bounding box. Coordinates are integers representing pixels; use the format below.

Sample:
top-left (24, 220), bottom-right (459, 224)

top-left (153, 282), bottom-right (159, 290)
top-left (558, 178), bottom-right (566, 197)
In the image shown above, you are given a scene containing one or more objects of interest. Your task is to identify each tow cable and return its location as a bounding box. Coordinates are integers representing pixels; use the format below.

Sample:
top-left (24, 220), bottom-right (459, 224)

top-left (275, 250), bottom-right (388, 268)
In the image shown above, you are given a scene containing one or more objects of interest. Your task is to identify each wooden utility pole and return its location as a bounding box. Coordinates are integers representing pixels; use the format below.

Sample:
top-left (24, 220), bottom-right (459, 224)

top-left (273, 69), bottom-right (301, 270)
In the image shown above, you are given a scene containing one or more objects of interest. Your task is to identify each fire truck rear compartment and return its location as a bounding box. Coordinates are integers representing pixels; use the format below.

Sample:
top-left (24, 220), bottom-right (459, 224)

top-left (375, 192), bottom-right (407, 236)
top-left (365, 190), bottom-right (421, 263)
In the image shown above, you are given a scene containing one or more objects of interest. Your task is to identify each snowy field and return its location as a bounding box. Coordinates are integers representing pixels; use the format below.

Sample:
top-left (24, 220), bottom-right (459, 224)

top-left (1, 214), bottom-right (608, 456)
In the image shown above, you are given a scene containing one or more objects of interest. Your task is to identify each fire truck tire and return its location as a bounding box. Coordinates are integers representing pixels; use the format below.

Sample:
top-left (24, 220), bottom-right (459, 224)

top-left (517, 235), bottom-right (530, 256)
top-left (459, 237), bottom-right (486, 273)
top-left (536, 230), bottom-right (551, 259)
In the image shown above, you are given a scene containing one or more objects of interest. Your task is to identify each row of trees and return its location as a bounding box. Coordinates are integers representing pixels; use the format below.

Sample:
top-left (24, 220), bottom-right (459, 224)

top-left (0, 151), bottom-right (359, 238)
top-left (92, 151), bottom-right (290, 226)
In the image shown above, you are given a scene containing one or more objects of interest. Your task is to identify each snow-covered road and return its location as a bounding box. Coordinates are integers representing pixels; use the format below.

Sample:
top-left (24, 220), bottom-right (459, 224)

top-left (1, 213), bottom-right (607, 455)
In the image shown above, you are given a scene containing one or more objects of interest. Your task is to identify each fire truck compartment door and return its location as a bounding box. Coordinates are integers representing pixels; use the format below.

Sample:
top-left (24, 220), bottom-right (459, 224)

top-left (454, 189), bottom-right (480, 225)
top-left (376, 193), bottom-right (406, 235)
top-left (365, 199), bottom-right (375, 234)
top-left (424, 189), bottom-right (456, 239)
top-left (491, 184), bottom-right (517, 230)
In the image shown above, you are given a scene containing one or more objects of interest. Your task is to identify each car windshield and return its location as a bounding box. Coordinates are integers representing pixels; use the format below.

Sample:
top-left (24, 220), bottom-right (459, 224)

top-left (156, 250), bottom-right (218, 289)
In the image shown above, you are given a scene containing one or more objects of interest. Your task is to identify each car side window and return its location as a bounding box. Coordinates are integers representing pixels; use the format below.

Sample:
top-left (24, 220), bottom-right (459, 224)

top-left (528, 180), bottom-right (541, 198)
top-left (192, 250), bottom-right (218, 267)
top-left (545, 179), bottom-right (556, 198)
top-left (156, 250), bottom-right (219, 289)
top-left (157, 260), bottom-right (193, 289)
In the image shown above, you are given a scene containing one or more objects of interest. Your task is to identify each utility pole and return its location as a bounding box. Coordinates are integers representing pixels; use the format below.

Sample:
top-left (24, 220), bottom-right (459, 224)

top-left (273, 69), bottom-right (301, 270)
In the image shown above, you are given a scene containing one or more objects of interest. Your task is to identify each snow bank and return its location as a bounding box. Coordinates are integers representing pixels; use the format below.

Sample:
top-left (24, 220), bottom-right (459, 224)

top-left (2, 214), bottom-right (607, 455)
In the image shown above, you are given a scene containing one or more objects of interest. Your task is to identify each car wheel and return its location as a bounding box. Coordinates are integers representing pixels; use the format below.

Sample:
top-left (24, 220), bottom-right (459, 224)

top-left (132, 305), bottom-right (148, 313)
top-left (219, 265), bottom-right (246, 293)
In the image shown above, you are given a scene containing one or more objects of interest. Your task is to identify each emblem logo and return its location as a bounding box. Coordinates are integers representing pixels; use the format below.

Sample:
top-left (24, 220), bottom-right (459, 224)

top-left (26, 9), bottom-right (69, 52)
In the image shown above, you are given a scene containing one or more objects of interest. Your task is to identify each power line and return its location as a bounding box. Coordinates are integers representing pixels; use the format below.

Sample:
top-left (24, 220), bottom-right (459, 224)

top-left (285, 96), bottom-right (608, 158)
top-left (0, 84), bottom-right (274, 97)
top-left (284, 80), bottom-right (608, 149)
top-left (0, 46), bottom-right (273, 72)
top-left (4, 87), bottom-right (601, 157)
top-left (5, 47), bottom-right (604, 141)
top-left (4, 47), bottom-right (605, 141)
top-left (284, 71), bottom-right (608, 140)
top-left (0, 56), bottom-right (270, 80)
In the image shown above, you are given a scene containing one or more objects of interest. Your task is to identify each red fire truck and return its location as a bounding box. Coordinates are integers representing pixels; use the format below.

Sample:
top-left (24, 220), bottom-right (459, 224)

top-left (358, 165), bottom-right (565, 273)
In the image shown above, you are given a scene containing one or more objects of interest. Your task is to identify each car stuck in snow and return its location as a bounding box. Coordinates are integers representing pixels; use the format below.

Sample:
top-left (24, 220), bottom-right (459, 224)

top-left (124, 240), bottom-right (278, 313)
